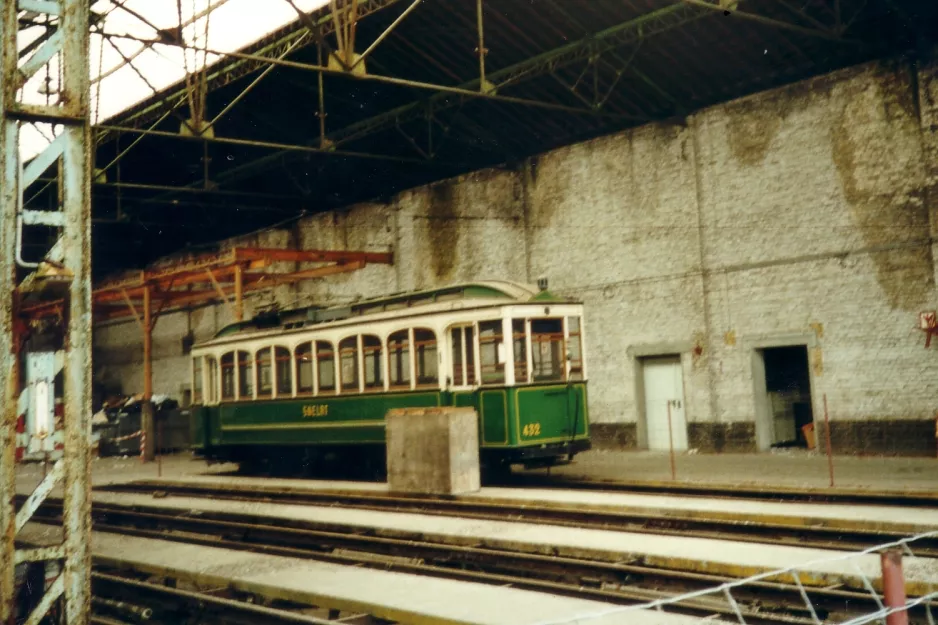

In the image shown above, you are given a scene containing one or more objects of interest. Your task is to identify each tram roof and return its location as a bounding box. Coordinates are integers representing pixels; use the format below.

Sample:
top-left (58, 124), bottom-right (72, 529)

top-left (211, 280), bottom-right (578, 340)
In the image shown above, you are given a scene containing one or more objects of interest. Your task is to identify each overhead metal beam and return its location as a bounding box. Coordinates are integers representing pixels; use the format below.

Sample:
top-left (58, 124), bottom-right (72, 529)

top-left (680, 0), bottom-right (857, 41)
top-left (97, 0), bottom-right (407, 143)
top-left (94, 123), bottom-right (429, 164)
top-left (206, 1), bottom-right (708, 188)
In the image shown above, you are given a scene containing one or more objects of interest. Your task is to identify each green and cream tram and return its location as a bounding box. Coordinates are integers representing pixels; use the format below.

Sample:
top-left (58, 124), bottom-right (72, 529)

top-left (189, 281), bottom-right (590, 474)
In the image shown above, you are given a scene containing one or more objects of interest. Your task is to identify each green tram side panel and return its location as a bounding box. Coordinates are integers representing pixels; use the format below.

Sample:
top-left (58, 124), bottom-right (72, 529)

top-left (197, 381), bottom-right (588, 451)
top-left (216, 391), bottom-right (441, 446)
top-left (512, 383), bottom-right (589, 446)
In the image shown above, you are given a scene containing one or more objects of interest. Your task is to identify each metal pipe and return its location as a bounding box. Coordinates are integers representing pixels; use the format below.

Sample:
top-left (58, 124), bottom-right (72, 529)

top-left (823, 393), bottom-right (835, 488)
top-left (880, 550), bottom-right (909, 625)
top-left (234, 264), bottom-right (244, 322)
top-left (476, 0), bottom-right (485, 88)
top-left (142, 286), bottom-right (154, 462)
top-left (91, 597), bottom-right (153, 621)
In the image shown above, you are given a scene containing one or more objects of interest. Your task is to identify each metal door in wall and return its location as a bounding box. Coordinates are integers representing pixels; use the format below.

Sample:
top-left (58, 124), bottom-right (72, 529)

top-left (642, 356), bottom-right (688, 451)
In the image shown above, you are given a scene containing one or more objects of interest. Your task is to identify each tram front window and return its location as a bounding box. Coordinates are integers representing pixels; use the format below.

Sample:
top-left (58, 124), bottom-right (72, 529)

top-left (531, 319), bottom-right (565, 382)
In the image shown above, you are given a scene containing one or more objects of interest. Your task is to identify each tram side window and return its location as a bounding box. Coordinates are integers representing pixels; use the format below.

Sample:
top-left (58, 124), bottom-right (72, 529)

top-left (512, 320), bottom-right (528, 383)
top-left (192, 357), bottom-right (203, 404)
top-left (295, 343), bottom-right (313, 395)
top-left (450, 326), bottom-right (477, 386)
top-left (237, 350), bottom-right (253, 399)
top-left (388, 330), bottom-right (411, 390)
top-left (363, 335), bottom-right (383, 390)
top-left (567, 317), bottom-right (584, 381)
top-left (339, 337), bottom-right (359, 393)
top-left (414, 328), bottom-right (438, 386)
top-left (275, 346), bottom-right (292, 395)
top-left (317, 341), bottom-right (336, 392)
top-left (479, 321), bottom-right (505, 384)
top-left (221, 352), bottom-right (235, 400)
top-left (256, 348), bottom-right (272, 398)
top-left (532, 319), bottom-right (565, 382)
top-left (206, 356), bottom-right (218, 403)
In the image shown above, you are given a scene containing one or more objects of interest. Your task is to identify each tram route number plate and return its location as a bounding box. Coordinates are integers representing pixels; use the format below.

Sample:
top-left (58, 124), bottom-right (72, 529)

top-left (302, 404), bottom-right (329, 418)
top-left (522, 423), bottom-right (541, 437)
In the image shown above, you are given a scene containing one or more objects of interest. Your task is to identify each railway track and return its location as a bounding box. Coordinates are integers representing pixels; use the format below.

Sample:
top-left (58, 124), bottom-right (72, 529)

top-left (91, 570), bottom-right (376, 625)
top-left (25, 496), bottom-right (930, 625)
top-left (95, 481), bottom-right (938, 557)
top-left (503, 474), bottom-right (938, 507)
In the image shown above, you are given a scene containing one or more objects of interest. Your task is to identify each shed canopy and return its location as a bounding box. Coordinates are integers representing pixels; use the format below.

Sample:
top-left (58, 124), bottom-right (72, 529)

top-left (19, 0), bottom-right (938, 278)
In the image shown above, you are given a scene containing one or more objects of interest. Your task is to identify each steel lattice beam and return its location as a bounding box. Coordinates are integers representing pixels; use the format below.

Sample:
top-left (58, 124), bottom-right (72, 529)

top-left (208, 1), bottom-right (712, 186)
top-left (1, 0), bottom-right (93, 623)
top-left (96, 0), bottom-right (406, 143)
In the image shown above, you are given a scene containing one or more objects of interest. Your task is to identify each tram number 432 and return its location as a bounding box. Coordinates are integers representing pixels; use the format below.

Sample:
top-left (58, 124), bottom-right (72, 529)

top-left (522, 423), bottom-right (541, 437)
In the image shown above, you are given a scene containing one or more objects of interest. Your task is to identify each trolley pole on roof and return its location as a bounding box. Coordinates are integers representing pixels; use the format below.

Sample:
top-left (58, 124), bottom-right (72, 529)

top-left (1, 0), bottom-right (94, 623)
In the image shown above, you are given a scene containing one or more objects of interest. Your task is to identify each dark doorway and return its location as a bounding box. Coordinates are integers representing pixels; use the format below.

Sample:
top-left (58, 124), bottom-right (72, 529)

top-left (762, 345), bottom-right (814, 448)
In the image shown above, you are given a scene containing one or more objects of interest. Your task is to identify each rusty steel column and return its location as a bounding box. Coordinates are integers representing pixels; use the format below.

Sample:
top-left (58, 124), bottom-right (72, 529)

top-left (142, 286), bottom-right (155, 462)
top-left (881, 550), bottom-right (909, 625)
top-left (60, 0), bottom-right (94, 620)
top-left (0, 2), bottom-right (20, 620)
top-left (2, 0), bottom-right (93, 622)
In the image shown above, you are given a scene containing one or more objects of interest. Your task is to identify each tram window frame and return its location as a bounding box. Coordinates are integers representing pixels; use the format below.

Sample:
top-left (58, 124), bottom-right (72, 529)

top-left (363, 334), bottom-right (383, 390)
top-left (567, 317), bottom-right (584, 381)
top-left (295, 343), bottom-right (314, 395)
top-left (531, 318), bottom-right (566, 382)
top-left (414, 328), bottom-right (438, 387)
top-left (206, 356), bottom-right (218, 403)
top-left (512, 319), bottom-right (528, 384)
top-left (479, 320), bottom-right (506, 385)
top-left (221, 352), bottom-right (235, 401)
top-left (387, 329), bottom-right (411, 390)
top-left (449, 326), bottom-right (477, 387)
top-left (256, 347), bottom-right (273, 398)
top-left (274, 346), bottom-right (292, 396)
top-left (339, 336), bottom-right (359, 393)
top-left (192, 356), bottom-right (203, 404)
top-left (237, 350), bottom-right (254, 399)
top-left (316, 341), bottom-right (336, 394)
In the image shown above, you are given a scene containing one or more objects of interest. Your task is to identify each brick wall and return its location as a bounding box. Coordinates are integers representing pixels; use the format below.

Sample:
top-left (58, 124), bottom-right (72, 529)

top-left (93, 56), bottom-right (938, 455)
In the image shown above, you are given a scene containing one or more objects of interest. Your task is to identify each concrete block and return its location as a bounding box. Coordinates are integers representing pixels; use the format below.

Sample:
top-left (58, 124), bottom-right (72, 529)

top-left (386, 407), bottom-right (481, 494)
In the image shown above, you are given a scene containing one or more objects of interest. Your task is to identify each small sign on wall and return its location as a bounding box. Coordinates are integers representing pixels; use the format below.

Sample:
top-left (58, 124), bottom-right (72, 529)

top-left (919, 311), bottom-right (937, 331)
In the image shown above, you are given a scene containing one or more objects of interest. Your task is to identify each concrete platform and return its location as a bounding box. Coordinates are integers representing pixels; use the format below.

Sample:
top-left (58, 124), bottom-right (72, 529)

top-left (17, 522), bottom-right (717, 625)
top-left (131, 473), bottom-right (938, 535)
top-left (89, 490), bottom-right (938, 595)
top-left (547, 449), bottom-right (938, 493)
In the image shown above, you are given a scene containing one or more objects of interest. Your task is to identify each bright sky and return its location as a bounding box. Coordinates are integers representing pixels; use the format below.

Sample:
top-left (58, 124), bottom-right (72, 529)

top-left (18, 0), bottom-right (328, 160)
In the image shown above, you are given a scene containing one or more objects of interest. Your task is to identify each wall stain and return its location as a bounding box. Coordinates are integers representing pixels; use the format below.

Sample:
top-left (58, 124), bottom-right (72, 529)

top-left (831, 76), bottom-right (932, 311)
top-left (725, 99), bottom-right (782, 166)
top-left (427, 182), bottom-right (459, 281)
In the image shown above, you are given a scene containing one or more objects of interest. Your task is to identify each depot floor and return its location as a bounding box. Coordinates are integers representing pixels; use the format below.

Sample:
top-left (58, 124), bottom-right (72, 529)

top-left (14, 448), bottom-right (938, 494)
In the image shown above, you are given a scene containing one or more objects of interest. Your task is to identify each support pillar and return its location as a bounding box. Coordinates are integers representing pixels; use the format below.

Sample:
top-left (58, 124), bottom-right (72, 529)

top-left (234, 264), bottom-right (243, 322)
top-left (142, 286), bottom-right (154, 462)
top-left (1, 0), bottom-right (94, 622)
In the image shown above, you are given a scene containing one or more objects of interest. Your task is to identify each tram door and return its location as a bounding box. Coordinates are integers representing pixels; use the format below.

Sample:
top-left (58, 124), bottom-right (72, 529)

top-left (450, 326), bottom-right (477, 387)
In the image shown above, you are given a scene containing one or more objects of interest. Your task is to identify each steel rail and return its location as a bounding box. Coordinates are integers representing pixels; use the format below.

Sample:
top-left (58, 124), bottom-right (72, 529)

top-left (92, 571), bottom-right (342, 625)
top-left (93, 482), bottom-right (938, 557)
top-left (26, 506), bottom-right (886, 625)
